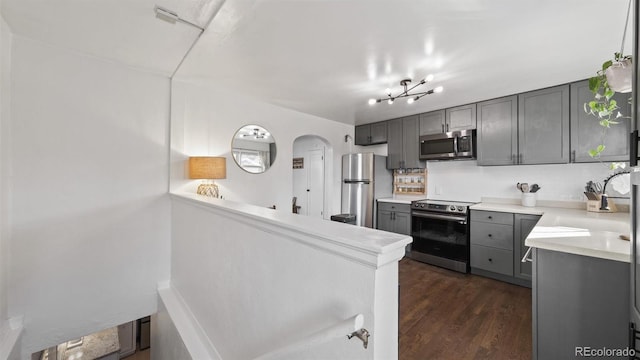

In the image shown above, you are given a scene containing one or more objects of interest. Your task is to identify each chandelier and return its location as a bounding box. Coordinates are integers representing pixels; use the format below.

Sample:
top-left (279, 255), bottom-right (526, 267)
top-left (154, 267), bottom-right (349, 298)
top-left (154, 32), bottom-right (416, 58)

top-left (368, 74), bottom-right (443, 105)
top-left (241, 127), bottom-right (270, 140)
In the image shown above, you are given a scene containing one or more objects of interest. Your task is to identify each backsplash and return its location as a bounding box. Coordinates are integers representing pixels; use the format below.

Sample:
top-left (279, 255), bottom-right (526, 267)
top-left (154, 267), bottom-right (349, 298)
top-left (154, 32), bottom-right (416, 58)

top-left (426, 160), bottom-right (622, 203)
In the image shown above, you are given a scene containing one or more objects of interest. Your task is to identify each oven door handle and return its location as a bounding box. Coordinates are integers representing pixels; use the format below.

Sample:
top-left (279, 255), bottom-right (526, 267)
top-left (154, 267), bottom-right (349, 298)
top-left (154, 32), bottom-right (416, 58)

top-left (412, 212), bottom-right (467, 224)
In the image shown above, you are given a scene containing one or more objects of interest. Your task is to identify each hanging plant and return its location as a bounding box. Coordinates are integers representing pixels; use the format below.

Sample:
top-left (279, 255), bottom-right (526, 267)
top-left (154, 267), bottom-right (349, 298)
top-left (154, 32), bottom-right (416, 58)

top-left (584, 52), bottom-right (632, 168)
top-left (583, 0), bottom-right (633, 168)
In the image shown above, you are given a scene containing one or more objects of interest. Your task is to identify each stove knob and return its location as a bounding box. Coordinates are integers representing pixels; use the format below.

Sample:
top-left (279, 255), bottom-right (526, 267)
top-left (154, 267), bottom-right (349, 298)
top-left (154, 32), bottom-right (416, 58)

top-left (420, 204), bottom-right (425, 208)
top-left (457, 206), bottom-right (464, 212)
top-left (449, 205), bottom-right (456, 211)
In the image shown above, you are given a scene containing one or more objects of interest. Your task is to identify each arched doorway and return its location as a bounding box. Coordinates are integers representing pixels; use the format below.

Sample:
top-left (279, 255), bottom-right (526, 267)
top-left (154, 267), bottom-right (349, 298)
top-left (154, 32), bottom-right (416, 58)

top-left (292, 135), bottom-right (331, 219)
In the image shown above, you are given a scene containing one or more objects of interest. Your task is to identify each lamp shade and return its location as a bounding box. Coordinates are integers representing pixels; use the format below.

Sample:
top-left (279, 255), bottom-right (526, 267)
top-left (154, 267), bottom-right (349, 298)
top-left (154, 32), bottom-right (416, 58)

top-left (189, 157), bottom-right (226, 179)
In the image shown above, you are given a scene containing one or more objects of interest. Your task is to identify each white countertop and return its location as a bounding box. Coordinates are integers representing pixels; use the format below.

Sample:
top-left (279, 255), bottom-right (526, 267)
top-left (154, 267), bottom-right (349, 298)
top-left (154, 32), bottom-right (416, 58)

top-left (471, 202), bottom-right (631, 263)
top-left (377, 195), bottom-right (426, 204)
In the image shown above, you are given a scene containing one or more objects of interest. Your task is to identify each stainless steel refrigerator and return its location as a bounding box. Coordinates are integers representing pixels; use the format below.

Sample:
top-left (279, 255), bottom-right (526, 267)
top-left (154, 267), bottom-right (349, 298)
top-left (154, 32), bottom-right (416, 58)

top-left (341, 153), bottom-right (392, 228)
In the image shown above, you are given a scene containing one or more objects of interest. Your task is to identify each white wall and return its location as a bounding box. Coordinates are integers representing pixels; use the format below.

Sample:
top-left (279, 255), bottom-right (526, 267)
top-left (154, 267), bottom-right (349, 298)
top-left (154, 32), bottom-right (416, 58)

top-left (426, 160), bottom-right (620, 203)
top-left (7, 36), bottom-right (171, 354)
top-left (0, 12), bottom-right (21, 360)
top-left (0, 10), bottom-right (11, 332)
top-left (170, 80), bottom-right (354, 215)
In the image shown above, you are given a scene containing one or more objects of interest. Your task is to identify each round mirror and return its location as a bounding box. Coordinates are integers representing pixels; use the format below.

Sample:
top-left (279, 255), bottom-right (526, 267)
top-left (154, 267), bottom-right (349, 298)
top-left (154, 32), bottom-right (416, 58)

top-left (231, 124), bottom-right (277, 174)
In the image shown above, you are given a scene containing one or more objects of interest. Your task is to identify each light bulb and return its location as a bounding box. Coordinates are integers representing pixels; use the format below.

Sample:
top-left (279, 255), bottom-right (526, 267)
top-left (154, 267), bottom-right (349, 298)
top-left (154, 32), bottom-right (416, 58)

top-left (407, 98), bottom-right (414, 104)
top-left (434, 86), bottom-right (444, 93)
top-left (368, 98), bottom-right (377, 105)
top-left (425, 74), bottom-right (434, 82)
top-left (388, 98), bottom-right (394, 105)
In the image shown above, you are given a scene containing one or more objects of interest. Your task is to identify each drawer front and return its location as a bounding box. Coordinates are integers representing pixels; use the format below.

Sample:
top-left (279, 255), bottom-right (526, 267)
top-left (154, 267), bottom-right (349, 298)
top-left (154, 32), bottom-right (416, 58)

top-left (378, 202), bottom-right (410, 213)
top-left (470, 222), bottom-right (513, 250)
top-left (471, 245), bottom-right (513, 276)
top-left (470, 210), bottom-right (513, 225)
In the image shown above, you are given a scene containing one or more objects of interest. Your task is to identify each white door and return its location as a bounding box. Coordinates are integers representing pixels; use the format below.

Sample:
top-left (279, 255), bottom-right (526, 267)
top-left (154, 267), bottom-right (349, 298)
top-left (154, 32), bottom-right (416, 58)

top-left (306, 149), bottom-right (325, 218)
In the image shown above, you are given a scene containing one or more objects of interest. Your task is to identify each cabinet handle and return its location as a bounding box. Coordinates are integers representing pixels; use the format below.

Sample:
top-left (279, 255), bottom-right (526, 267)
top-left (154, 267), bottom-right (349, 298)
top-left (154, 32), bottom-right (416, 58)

top-left (487, 234), bottom-right (492, 238)
top-left (487, 216), bottom-right (493, 220)
top-left (441, 124), bottom-right (444, 132)
top-left (512, 154), bottom-right (516, 164)
top-left (488, 258), bottom-right (493, 262)
top-left (446, 123), bottom-right (449, 132)
top-left (571, 150), bottom-right (576, 162)
top-left (519, 153), bottom-right (523, 163)
top-left (521, 247), bottom-right (533, 263)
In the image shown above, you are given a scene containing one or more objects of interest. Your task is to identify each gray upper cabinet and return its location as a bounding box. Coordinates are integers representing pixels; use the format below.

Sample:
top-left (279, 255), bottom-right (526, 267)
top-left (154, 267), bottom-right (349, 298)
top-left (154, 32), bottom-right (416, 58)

top-left (402, 115), bottom-right (422, 168)
top-left (419, 110), bottom-right (446, 135)
top-left (419, 106), bottom-right (476, 135)
top-left (518, 85), bottom-right (570, 164)
top-left (570, 80), bottom-right (631, 163)
top-left (446, 104), bottom-right (477, 132)
top-left (477, 96), bottom-right (518, 166)
top-left (354, 122), bottom-right (387, 145)
top-left (387, 118), bottom-right (404, 169)
top-left (354, 124), bottom-right (370, 145)
top-left (387, 115), bottom-right (422, 169)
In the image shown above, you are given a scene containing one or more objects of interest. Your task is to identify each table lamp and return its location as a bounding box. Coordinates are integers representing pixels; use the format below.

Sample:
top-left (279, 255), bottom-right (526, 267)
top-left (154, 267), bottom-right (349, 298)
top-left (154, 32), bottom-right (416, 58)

top-left (189, 156), bottom-right (226, 198)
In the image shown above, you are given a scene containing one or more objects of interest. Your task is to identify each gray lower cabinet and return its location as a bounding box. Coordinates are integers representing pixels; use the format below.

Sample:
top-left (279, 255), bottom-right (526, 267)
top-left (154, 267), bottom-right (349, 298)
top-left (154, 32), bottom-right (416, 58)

top-left (570, 80), bottom-right (631, 163)
top-left (514, 214), bottom-right (539, 281)
top-left (470, 210), bottom-right (539, 287)
top-left (355, 121), bottom-right (388, 145)
top-left (533, 248), bottom-right (629, 359)
top-left (387, 115), bottom-right (422, 169)
top-left (518, 84), bottom-right (570, 164)
top-left (477, 95), bottom-right (518, 166)
top-left (376, 202), bottom-right (411, 235)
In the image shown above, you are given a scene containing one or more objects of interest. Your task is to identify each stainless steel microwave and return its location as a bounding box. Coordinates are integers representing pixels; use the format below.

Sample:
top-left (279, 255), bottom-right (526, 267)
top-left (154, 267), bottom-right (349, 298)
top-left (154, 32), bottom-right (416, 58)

top-left (419, 129), bottom-right (476, 160)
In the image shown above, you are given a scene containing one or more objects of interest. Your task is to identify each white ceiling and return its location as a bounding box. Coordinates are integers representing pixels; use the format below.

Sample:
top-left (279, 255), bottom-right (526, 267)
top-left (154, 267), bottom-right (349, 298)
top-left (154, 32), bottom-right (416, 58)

top-left (1, 0), bottom-right (224, 75)
top-left (1, 0), bottom-right (634, 125)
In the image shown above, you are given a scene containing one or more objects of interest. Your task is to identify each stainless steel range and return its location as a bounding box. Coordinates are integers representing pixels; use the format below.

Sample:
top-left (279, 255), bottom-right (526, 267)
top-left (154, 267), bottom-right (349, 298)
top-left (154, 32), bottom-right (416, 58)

top-left (410, 199), bottom-right (476, 273)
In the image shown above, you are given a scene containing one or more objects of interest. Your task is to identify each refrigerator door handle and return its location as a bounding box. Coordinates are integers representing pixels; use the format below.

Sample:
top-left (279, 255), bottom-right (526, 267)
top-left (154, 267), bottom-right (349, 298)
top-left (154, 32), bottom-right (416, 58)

top-left (344, 179), bottom-right (371, 184)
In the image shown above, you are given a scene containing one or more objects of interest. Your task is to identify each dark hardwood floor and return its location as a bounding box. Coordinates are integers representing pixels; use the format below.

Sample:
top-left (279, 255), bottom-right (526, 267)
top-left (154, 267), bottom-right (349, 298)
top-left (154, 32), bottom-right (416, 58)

top-left (399, 259), bottom-right (532, 360)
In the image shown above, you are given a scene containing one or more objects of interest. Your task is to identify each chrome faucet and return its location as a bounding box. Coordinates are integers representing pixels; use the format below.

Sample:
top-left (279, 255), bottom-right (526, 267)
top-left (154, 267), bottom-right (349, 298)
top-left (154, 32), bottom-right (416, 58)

top-left (600, 170), bottom-right (631, 210)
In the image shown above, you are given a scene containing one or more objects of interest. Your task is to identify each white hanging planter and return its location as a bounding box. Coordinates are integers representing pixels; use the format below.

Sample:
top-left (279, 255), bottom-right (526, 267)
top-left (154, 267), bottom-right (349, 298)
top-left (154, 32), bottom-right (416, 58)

top-left (605, 58), bottom-right (632, 93)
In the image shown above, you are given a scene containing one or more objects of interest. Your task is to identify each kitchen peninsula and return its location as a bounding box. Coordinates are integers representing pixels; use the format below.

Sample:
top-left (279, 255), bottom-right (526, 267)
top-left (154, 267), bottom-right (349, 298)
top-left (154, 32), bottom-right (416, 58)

top-left (472, 199), bottom-right (630, 359)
